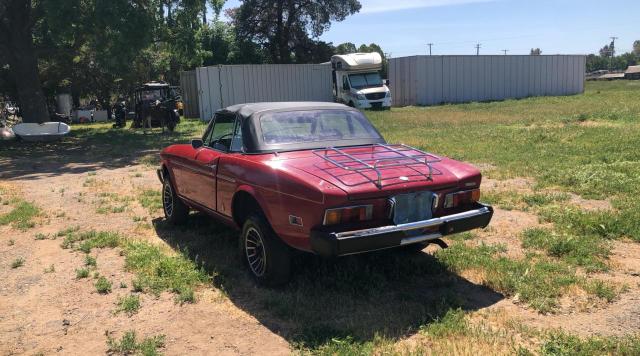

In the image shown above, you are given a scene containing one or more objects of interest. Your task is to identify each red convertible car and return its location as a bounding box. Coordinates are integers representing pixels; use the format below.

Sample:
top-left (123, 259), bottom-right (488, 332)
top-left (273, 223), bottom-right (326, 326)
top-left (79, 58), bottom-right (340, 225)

top-left (158, 102), bottom-right (493, 285)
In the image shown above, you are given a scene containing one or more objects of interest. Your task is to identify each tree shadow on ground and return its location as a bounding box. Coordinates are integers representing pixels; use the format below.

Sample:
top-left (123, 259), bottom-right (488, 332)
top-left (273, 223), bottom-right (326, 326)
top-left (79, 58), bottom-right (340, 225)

top-left (0, 122), bottom-right (204, 180)
top-left (152, 213), bottom-right (503, 348)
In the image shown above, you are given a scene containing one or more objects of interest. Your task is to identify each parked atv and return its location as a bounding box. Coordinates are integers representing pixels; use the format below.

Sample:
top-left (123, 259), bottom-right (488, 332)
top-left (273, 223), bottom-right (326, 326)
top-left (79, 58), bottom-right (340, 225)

top-left (132, 82), bottom-right (181, 132)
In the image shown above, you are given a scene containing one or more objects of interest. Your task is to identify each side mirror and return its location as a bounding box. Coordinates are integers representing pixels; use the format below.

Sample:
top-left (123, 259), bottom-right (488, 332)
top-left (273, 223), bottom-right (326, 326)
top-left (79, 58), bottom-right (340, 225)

top-left (191, 139), bottom-right (203, 149)
top-left (384, 79), bottom-right (390, 86)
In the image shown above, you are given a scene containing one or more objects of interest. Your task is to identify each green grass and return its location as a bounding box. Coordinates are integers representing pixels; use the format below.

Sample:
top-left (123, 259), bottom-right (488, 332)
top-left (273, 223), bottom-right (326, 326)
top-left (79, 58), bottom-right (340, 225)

top-left (0, 201), bottom-right (40, 230)
top-left (11, 257), bottom-right (25, 268)
top-left (84, 255), bottom-right (97, 267)
top-left (76, 268), bottom-right (90, 279)
top-left (436, 242), bottom-right (578, 313)
top-left (482, 190), bottom-right (570, 211)
top-left (123, 241), bottom-right (207, 303)
top-left (419, 308), bottom-right (468, 337)
top-left (138, 190), bottom-right (162, 213)
top-left (62, 230), bottom-right (119, 252)
top-left (106, 330), bottom-right (165, 356)
top-left (521, 228), bottom-right (610, 272)
top-left (539, 332), bottom-right (640, 355)
top-left (34, 233), bottom-right (48, 240)
top-left (582, 280), bottom-right (621, 303)
top-left (95, 276), bottom-right (112, 294)
top-left (116, 294), bottom-right (141, 316)
top-left (60, 229), bottom-right (207, 303)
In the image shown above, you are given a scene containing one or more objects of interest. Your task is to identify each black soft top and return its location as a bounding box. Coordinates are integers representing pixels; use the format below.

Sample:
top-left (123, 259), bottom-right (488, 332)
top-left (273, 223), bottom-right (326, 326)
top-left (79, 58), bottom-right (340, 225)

top-left (214, 102), bottom-right (386, 154)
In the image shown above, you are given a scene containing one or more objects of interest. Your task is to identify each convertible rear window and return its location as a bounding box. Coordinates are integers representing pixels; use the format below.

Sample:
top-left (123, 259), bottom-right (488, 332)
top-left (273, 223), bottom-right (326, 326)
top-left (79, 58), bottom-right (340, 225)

top-left (259, 110), bottom-right (382, 145)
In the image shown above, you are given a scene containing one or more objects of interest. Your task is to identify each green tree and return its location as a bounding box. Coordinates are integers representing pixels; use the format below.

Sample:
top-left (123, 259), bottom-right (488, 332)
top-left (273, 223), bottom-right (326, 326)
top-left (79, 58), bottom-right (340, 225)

top-left (0, 0), bottom-right (49, 123)
top-left (586, 54), bottom-right (608, 72)
top-left (599, 44), bottom-right (612, 58)
top-left (335, 42), bottom-right (357, 54)
top-left (633, 40), bottom-right (640, 57)
top-left (232, 0), bottom-right (361, 63)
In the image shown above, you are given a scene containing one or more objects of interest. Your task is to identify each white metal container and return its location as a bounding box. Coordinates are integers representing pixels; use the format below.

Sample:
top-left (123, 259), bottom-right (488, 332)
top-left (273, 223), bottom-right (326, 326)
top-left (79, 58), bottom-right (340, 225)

top-left (389, 55), bottom-right (586, 107)
top-left (196, 64), bottom-right (333, 121)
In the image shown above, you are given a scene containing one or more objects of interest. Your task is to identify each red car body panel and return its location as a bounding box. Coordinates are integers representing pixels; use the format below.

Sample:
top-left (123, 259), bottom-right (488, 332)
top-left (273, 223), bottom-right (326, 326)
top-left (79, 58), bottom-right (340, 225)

top-left (160, 143), bottom-right (483, 252)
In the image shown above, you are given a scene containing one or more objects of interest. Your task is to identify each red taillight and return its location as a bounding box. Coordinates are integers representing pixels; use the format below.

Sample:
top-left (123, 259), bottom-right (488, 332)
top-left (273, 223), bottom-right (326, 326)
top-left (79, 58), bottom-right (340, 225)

top-left (323, 205), bottom-right (373, 225)
top-left (443, 189), bottom-right (480, 208)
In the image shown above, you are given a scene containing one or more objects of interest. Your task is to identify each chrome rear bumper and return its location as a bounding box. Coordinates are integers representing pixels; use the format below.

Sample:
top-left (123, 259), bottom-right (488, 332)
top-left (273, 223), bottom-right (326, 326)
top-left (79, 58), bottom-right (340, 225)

top-left (310, 203), bottom-right (493, 257)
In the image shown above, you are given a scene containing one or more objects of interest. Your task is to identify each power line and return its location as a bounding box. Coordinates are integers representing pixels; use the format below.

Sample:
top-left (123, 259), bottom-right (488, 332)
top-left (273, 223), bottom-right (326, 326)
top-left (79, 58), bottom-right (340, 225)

top-left (502, 49), bottom-right (509, 55)
top-left (427, 43), bottom-right (433, 56)
top-left (475, 43), bottom-right (481, 55)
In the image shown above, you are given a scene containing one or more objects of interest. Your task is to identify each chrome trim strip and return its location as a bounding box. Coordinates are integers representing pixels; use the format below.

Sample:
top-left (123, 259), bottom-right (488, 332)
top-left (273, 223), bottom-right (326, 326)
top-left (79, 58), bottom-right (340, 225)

top-left (400, 233), bottom-right (442, 245)
top-left (334, 205), bottom-right (491, 239)
top-left (217, 174), bottom-right (236, 183)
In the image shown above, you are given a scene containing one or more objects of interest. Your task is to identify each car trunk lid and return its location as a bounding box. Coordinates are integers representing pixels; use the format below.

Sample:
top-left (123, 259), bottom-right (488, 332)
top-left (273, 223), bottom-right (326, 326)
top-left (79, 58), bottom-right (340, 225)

top-left (273, 145), bottom-right (462, 199)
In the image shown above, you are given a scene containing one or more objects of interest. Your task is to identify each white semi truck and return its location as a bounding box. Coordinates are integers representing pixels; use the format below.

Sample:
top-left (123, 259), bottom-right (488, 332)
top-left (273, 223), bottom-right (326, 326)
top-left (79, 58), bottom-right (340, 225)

top-left (330, 52), bottom-right (391, 109)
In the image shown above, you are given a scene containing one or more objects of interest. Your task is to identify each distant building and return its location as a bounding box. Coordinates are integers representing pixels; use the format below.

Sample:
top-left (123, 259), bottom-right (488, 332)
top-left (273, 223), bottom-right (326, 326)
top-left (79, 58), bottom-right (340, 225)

top-left (625, 65), bottom-right (640, 80)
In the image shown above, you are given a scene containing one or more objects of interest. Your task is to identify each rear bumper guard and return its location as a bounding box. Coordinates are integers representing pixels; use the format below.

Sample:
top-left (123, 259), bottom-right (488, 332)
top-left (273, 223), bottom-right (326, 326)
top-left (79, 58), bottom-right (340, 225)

top-left (310, 203), bottom-right (493, 257)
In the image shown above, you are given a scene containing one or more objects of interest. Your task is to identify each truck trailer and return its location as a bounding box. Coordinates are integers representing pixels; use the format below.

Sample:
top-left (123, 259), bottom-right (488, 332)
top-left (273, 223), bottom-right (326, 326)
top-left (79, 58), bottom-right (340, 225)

top-left (331, 52), bottom-right (391, 109)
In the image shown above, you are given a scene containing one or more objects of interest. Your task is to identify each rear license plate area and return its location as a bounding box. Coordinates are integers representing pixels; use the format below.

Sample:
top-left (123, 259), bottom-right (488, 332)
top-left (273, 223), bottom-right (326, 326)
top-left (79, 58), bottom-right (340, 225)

top-left (390, 191), bottom-right (433, 226)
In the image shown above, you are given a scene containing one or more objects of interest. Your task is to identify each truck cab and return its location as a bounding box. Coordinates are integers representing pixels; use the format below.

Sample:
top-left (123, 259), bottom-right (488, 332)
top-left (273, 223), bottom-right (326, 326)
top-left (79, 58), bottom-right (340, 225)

top-left (331, 52), bottom-right (391, 110)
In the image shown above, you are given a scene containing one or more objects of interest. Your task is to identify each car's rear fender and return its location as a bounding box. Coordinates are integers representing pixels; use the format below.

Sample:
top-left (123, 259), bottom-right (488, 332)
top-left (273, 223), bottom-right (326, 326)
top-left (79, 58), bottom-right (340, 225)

top-left (231, 183), bottom-right (341, 252)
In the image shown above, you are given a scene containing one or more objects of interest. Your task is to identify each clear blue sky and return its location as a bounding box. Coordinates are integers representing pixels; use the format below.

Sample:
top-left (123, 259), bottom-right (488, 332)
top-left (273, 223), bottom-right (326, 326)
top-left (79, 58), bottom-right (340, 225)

top-left (221, 0), bottom-right (639, 56)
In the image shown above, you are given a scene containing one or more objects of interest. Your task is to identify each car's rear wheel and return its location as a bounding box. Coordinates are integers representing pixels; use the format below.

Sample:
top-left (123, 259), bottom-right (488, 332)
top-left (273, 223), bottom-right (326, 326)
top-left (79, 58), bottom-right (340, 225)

top-left (162, 178), bottom-right (189, 224)
top-left (241, 214), bottom-right (291, 286)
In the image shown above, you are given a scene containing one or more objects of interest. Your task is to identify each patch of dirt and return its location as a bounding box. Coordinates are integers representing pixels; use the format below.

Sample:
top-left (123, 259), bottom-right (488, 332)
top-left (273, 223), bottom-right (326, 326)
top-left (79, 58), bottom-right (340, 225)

top-left (578, 120), bottom-right (622, 128)
top-left (610, 241), bottom-right (640, 275)
top-left (483, 177), bottom-right (535, 194)
top-left (495, 286), bottom-right (640, 337)
top-left (0, 165), bottom-right (290, 355)
top-left (473, 208), bottom-right (543, 258)
top-left (566, 192), bottom-right (613, 211)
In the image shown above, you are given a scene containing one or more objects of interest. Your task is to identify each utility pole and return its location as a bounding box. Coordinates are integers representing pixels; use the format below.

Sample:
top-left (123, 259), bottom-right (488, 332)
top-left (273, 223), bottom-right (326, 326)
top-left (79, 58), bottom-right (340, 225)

top-left (475, 43), bottom-right (481, 55)
top-left (609, 36), bottom-right (618, 70)
top-left (502, 49), bottom-right (509, 55)
top-left (427, 43), bottom-right (433, 56)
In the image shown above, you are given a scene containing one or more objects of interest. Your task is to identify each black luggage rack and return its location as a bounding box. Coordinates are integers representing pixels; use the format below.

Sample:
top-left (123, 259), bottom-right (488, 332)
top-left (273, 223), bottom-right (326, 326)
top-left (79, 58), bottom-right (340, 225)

top-left (313, 144), bottom-right (443, 189)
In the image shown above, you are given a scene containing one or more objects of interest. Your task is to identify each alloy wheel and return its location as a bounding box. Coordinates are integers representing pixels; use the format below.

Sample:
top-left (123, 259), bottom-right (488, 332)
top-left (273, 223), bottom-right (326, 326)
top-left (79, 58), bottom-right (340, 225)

top-left (245, 227), bottom-right (267, 277)
top-left (163, 182), bottom-right (174, 217)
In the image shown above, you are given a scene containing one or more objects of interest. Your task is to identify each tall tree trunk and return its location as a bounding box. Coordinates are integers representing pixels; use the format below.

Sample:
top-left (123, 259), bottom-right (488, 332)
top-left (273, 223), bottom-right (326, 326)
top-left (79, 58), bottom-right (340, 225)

top-left (1, 0), bottom-right (48, 123)
top-left (202, 0), bottom-right (207, 24)
top-left (8, 34), bottom-right (48, 123)
top-left (274, 0), bottom-right (285, 63)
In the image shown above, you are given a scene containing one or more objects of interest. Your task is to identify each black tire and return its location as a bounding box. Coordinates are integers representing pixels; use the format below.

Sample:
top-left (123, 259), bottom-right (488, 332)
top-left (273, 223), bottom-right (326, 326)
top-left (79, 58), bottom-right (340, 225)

top-left (240, 214), bottom-right (291, 286)
top-left (162, 177), bottom-right (189, 225)
top-left (166, 121), bottom-right (176, 132)
top-left (348, 101), bottom-right (355, 107)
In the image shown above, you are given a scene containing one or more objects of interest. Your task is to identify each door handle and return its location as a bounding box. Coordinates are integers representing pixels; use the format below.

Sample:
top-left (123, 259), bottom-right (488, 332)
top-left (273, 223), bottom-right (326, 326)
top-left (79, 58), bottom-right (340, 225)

top-left (208, 164), bottom-right (217, 170)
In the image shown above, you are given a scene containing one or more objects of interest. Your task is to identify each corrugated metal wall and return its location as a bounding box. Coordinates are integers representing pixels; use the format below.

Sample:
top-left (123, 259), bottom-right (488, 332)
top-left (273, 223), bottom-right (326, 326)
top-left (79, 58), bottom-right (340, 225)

top-left (179, 70), bottom-right (199, 118)
top-left (196, 64), bottom-right (333, 121)
top-left (389, 55), bottom-right (586, 106)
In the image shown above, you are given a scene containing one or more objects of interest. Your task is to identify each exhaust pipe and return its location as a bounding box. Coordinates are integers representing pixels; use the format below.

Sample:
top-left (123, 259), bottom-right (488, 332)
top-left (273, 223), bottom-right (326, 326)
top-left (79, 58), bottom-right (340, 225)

top-left (431, 238), bottom-right (448, 249)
